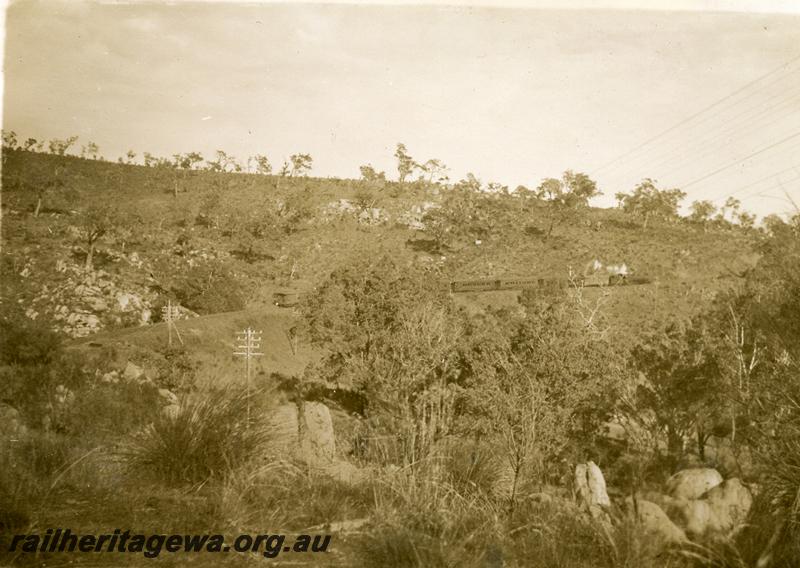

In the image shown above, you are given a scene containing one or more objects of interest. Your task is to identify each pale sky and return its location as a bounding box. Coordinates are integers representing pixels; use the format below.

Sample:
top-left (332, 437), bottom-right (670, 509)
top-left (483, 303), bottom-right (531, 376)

top-left (3, 0), bottom-right (800, 218)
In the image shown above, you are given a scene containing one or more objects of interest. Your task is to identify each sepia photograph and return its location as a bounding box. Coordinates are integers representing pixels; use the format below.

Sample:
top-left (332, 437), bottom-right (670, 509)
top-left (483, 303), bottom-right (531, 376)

top-left (1, 0), bottom-right (799, 565)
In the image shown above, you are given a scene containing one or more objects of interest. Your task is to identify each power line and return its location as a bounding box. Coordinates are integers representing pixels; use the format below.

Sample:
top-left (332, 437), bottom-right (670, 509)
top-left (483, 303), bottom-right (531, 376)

top-left (625, 87), bottom-right (800, 180)
top-left (639, 132), bottom-right (800, 197)
top-left (719, 174), bottom-right (800, 213)
top-left (607, 74), bottom-right (800, 179)
top-left (590, 52), bottom-right (800, 175)
top-left (676, 130), bottom-right (800, 190)
top-left (705, 163), bottom-right (800, 203)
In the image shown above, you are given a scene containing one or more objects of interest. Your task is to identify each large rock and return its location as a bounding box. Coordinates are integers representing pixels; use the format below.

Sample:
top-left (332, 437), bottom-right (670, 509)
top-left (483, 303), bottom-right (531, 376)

top-left (267, 402), bottom-right (335, 466)
top-left (666, 468), bottom-right (723, 500)
top-left (675, 478), bottom-right (753, 537)
top-left (676, 498), bottom-right (716, 537)
top-left (628, 498), bottom-right (688, 545)
top-left (575, 461), bottom-right (610, 520)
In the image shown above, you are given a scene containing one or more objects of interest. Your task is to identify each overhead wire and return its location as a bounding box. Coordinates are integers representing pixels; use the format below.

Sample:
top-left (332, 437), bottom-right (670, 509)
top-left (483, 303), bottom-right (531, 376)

top-left (676, 130), bottom-right (800, 190)
top-left (590, 52), bottom-right (800, 176)
top-left (621, 86), bottom-right (800, 181)
top-left (704, 163), bottom-right (800, 204)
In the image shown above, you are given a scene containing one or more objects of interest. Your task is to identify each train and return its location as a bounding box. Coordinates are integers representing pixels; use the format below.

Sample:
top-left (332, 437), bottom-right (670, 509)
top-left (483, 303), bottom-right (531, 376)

top-left (449, 273), bottom-right (648, 294)
top-left (271, 274), bottom-right (650, 307)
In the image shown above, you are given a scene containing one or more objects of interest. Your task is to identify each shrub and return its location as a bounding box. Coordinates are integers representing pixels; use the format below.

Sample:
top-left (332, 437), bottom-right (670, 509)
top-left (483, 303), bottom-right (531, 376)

top-left (152, 345), bottom-right (199, 393)
top-left (218, 461), bottom-right (372, 531)
top-left (440, 438), bottom-right (512, 501)
top-left (63, 381), bottom-right (162, 440)
top-left (0, 352), bottom-right (87, 431)
top-left (0, 445), bottom-right (40, 532)
top-left (122, 387), bottom-right (268, 485)
top-left (735, 426), bottom-right (800, 567)
top-left (0, 300), bottom-right (62, 366)
top-left (0, 431), bottom-right (76, 532)
top-left (173, 263), bottom-right (247, 314)
top-left (355, 471), bottom-right (500, 568)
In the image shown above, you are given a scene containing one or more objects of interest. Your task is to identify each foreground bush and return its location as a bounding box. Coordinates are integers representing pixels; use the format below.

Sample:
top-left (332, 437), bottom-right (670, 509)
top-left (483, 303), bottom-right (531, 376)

top-left (735, 427), bottom-right (800, 567)
top-left (218, 460), bottom-right (372, 530)
top-left (355, 470), bottom-right (501, 568)
top-left (122, 387), bottom-right (267, 484)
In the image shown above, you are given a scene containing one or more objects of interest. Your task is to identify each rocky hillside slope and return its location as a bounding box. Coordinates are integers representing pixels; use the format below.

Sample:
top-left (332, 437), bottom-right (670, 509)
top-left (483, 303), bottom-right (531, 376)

top-left (1, 149), bottom-right (759, 378)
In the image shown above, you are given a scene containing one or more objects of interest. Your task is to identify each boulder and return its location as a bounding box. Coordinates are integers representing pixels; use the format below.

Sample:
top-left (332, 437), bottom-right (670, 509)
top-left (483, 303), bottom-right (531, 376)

top-left (0, 403), bottom-right (26, 439)
top-left (122, 362), bottom-right (145, 382)
top-left (267, 402), bottom-right (335, 466)
top-left (575, 461), bottom-right (610, 519)
top-left (627, 498), bottom-right (688, 545)
top-left (300, 402), bottom-right (336, 463)
top-left (677, 498), bottom-right (716, 537)
top-left (703, 478), bottom-right (752, 536)
top-left (158, 388), bottom-right (179, 406)
top-left (117, 293), bottom-right (135, 311)
top-left (666, 468), bottom-right (723, 500)
top-left (666, 478), bottom-right (752, 538)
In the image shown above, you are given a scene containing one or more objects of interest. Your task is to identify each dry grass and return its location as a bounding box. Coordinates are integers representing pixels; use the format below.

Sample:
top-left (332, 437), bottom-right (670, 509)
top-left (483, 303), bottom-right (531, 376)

top-left (121, 386), bottom-right (269, 485)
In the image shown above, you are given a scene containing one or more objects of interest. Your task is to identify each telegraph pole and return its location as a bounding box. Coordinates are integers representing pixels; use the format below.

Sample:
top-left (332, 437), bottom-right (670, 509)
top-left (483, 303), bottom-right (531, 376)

top-left (161, 300), bottom-right (184, 347)
top-left (234, 328), bottom-right (263, 425)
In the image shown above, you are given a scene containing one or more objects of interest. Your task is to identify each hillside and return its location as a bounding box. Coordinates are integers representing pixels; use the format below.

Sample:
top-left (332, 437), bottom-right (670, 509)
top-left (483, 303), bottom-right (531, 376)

top-left (5, 149), bottom-right (798, 568)
top-left (1, 148), bottom-right (758, 377)
top-left (68, 307), bottom-right (313, 387)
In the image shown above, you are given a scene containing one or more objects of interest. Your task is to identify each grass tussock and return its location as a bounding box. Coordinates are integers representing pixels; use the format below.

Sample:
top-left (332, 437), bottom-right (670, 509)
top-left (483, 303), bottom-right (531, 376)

top-left (122, 386), bottom-right (269, 485)
top-left (733, 427), bottom-right (800, 568)
top-left (218, 459), bottom-right (373, 531)
top-left (356, 467), bottom-right (501, 568)
top-left (0, 430), bottom-right (80, 532)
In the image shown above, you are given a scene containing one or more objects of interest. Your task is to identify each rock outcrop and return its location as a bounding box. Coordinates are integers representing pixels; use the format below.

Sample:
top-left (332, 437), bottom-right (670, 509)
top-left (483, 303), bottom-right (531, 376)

top-left (627, 498), bottom-right (688, 545)
top-left (666, 468), bottom-right (723, 500)
top-left (575, 461), bottom-right (611, 520)
top-left (267, 401), bottom-right (336, 466)
top-left (27, 262), bottom-right (157, 337)
top-left (672, 478), bottom-right (753, 538)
